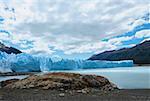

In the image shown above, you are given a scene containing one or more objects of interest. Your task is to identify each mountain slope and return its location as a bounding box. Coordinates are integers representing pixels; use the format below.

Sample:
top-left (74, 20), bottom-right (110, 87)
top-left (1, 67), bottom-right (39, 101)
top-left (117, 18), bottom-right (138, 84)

top-left (0, 42), bottom-right (22, 54)
top-left (88, 40), bottom-right (150, 64)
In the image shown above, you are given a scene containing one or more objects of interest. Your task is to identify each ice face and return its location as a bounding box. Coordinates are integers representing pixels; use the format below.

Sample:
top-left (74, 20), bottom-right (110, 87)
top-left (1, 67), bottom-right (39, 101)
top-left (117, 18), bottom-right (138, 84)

top-left (0, 52), bottom-right (41, 72)
top-left (0, 52), bottom-right (133, 72)
top-left (0, 60), bottom-right (12, 72)
top-left (0, 52), bottom-right (12, 72)
top-left (38, 57), bottom-right (53, 72)
top-left (79, 60), bottom-right (133, 69)
top-left (37, 57), bottom-right (79, 72)
top-left (10, 53), bottom-right (41, 72)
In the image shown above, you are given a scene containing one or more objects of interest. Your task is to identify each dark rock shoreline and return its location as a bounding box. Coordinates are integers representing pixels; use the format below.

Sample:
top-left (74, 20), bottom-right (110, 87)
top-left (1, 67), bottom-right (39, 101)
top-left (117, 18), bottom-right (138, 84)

top-left (0, 89), bottom-right (150, 101)
top-left (0, 72), bottom-right (35, 76)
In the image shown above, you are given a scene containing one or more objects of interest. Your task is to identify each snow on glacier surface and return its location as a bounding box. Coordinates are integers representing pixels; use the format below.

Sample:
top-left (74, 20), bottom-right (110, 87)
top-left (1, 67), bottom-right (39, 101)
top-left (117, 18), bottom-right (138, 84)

top-left (0, 52), bottom-right (133, 72)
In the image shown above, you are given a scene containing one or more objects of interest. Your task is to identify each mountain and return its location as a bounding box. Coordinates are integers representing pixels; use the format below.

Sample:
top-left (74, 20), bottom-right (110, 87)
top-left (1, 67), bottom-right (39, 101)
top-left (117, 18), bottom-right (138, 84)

top-left (0, 42), bottom-right (22, 54)
top-left (88, 40), bottom-right (150, 65)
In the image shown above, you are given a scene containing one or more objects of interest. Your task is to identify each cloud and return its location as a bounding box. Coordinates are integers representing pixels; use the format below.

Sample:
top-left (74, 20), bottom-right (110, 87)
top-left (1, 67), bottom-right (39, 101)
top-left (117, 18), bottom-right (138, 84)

top-left (0, 0), bottom-right (149, 56)
top-left (107, 36), bottom-right (134, 45)
top-left (131, 19), bottom-right (147, 29)
top-left (0, 32), bottom-right (10, 41)
top-left (64, 41), bottom-right (117, 54)
top-left (135, 30), bottom-right (150, 38)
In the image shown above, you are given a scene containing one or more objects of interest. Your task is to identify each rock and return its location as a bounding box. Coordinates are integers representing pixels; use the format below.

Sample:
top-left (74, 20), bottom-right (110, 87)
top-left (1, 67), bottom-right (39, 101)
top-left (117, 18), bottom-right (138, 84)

top-left (76, 90), bottom-right (82, 93)
top-left (0, 96), bottom-right (3, 100)
top-left (60, 88), bottom-right (65, 91)
top-left (0, 42), bottom-right (22, 54)
top-left (68, 90), bottom-right (74, 94)
top-left (4, 72), bottom-right (118, 93)
top-left (110, 82), bottom-right (118, 89)
top-left (81, 75), bottom-right (110, 87)
top-left (0, 72), bottom-right (34, 76)
top-left (28, 84), bottom-right (35, 88)
top-left (59, 93), bottom-right (65, 97)
top-left (100, 82), bottom-right (118, 92)
top-left (0, 79), bottom-right (19, 88)
top-left (77, 88), bottom-right (90, 94)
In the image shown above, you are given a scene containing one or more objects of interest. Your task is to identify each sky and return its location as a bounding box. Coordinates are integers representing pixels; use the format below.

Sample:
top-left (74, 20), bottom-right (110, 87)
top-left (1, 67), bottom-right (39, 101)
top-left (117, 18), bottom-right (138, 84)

top-left (0, 0), bottom-right (150, 59)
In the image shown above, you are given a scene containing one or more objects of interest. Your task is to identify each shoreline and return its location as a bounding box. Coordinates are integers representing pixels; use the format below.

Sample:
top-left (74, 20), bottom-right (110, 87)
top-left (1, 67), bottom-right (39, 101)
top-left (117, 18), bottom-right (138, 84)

top-left (0, 71), bottom-right (150, 101)
top-left (0, 72), bottom-right (36, 76)
top-left (0, 88), bottom-right (150, 101)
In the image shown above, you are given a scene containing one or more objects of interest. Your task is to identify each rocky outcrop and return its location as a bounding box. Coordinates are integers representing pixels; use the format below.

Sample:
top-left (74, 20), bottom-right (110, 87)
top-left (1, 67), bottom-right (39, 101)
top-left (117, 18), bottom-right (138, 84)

top-left (3, 72), bottom-right (118, 92)
top-left (0, 42), bottom-right (22, 54)
top-left (0, 79), bottom-right (19, 88)
top-left (88, 40), bottom-right (150, 65)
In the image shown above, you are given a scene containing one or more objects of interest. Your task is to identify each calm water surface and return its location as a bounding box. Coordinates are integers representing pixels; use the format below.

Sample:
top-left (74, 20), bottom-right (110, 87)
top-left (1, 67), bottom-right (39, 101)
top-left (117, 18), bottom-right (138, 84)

top-left (0, 75), bottom-right (28, 82)
top-left (0, 66), bottom-right (150, 89)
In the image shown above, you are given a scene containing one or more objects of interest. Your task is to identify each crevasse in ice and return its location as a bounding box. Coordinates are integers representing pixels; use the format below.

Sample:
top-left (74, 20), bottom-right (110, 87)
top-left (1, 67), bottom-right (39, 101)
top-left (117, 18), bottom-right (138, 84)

top-left (0, 52), bottom-right (133, 72)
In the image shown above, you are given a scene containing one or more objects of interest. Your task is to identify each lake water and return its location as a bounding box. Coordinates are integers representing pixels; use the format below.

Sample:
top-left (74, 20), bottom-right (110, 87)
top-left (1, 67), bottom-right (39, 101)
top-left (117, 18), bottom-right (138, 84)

top-left (0, 66), bottom-right (150, 89)
top-left (0, 75), bottom-right (28, 82)
top-left (74, 66), bottom-right (150, 89)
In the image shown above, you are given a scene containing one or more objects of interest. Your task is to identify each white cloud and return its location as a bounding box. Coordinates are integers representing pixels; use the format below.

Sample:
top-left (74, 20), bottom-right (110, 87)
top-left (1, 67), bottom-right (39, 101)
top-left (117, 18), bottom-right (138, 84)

top-left (65, 41), bottom-right (117, 54)
top-left (108, 36), bottom-right (134, 45)
top-left (0, 0), bottom-right (149, 55)
top-left (0, 32), bottom-right (10, 41)
top-left (135, 30), bottom-right (150, 38)
top-left (132, 19), bottom-right (147, 28)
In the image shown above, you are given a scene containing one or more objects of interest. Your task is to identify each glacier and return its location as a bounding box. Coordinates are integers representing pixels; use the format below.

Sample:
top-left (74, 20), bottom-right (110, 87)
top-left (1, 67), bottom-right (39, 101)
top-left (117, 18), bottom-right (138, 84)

top-left (0, 52), bottom-right (133, 72)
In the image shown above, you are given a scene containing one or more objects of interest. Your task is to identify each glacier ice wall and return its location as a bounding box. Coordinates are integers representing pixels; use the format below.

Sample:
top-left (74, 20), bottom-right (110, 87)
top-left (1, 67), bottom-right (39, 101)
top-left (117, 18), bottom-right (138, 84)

top-left (0, 52), bottom-right (133, 72)
top-left (0, 52), bottom-right (40, 72)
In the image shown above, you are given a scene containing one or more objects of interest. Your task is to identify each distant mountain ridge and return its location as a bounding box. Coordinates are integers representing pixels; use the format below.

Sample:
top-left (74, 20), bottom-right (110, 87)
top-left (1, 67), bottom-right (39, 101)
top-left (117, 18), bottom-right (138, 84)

top-left (88, 40), bottom-right (150, 65)
top-left (0, 42), bottom-right (22, 54)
